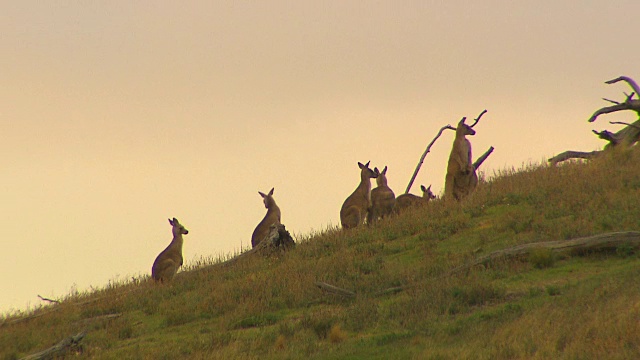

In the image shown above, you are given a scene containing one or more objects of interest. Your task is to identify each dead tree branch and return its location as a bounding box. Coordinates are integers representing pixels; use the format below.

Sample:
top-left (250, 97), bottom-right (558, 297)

top-left (37, 295), bottom-right (60, 304)
top-left (473, 146), bottom-right (495, 170)
top-left (552, 76), bottom-right (640, 164)
top-left (405, 110), bottom-right (489, 194)
top-left (20, 331), bottom-right (86, 360)
top-left (610, 121), bottom-right (640, 131)
top-left (405, 124), bottom-right (455, 194)
top-left (592, 129), bottom-right (622, 145)
top-left (469, 109), bottom-right (488, 128)
top-left (588, 102), bottom-right (639, 122)
top-left (606, 76), bottom-right (640, 95)
top-left (588, 76), bottom-right (640, 123)
top-left (591, 119), bottom-right (640, 149)
top-left (548, 150), bottom-right (602, 165)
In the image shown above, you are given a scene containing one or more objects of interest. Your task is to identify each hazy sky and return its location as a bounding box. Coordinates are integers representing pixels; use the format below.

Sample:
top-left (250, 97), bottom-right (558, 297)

top-left (2, 1), bottom-right (639, 313)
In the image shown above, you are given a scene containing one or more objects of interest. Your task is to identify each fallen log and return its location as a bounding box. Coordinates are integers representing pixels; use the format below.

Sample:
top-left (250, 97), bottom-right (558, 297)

top-left (314, 282), bottom-right (356, 297)
top-left (451, 231), bottom-right (640, 274)
top-left (20, 332), bottom-right (86, 360)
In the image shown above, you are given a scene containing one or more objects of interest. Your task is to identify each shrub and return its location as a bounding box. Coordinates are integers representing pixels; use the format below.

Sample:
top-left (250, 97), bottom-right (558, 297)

top-left (529, 248), bottom-right (556, 269)
top-left (328, 324), bottom-right (347, 343)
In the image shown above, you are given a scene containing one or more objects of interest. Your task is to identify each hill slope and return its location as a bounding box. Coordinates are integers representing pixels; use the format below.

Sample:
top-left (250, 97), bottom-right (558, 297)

top-left (3, 149), bottom-right (640, 359)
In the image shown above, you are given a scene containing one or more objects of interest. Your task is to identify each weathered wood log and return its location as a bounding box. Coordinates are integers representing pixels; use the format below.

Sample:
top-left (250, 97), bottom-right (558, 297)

top-left (451, 231), bottom-right (640, 274)
top-left (315, 282), bottom-right (356, 297)
top-left (548, 150), bottom-right (603, 165)
top-left (76, 313), bottom-right (122, 326)
top-left (20, 331), bottom-right (86, 360)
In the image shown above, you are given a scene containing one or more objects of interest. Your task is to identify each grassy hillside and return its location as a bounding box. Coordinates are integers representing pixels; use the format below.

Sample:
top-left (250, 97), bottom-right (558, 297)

top-left (3, 149), bottom-right (640, 359)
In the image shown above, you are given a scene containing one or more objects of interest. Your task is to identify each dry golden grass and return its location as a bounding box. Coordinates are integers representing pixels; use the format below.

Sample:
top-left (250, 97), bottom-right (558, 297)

top-left (3, 148), bottom-right (640, 359)
top-left (328, 324), bottom-right (347, 343)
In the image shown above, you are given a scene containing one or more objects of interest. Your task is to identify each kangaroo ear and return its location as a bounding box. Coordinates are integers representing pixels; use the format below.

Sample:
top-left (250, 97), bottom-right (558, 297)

top-left (458, 117), bottom-right (466, 126)
top-left (358, 162), bottom-right (364, 169)
top-left (420, 185), bottom-right (426, 192)
top-left (365, 161), bottom-right (370, 167)
top-left (382, 166), bottom-right (387, 175)
top-left (427, 185), bottom-right (432, 191)
top-left (258, 191), bottom-right (266, 198)
top-left (269, 187), bottom-right (274, 196)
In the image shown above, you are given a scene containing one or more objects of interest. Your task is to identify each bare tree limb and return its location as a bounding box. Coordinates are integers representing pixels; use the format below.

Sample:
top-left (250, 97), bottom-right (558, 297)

top-left (592, 129), bottom-right (622, 145)
top-left (603, 97), bottom-right (620, 105)
top-left (610, 121), bottom-right (640, 131)
top-left (589, 76), bottom-right (640, 122)
top-left (548, 150), bottom-right (602, 165)
top-left (588, 102), bottom-right (638, 122)
top-left (625, 92), bottom-right (636, 102)
top-left (606, 76), bottom-right (640, 95)
top-left (468, 109), bottom-right (488, 128)
top-left (405, 124), bottom-right (455, 194)
top-left (37, 295), bottom-right (60, 304)
top-left (472, 146), bottom-right (494, 170)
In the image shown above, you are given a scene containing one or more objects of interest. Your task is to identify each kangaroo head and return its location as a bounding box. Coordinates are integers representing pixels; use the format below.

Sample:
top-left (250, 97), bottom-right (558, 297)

top-left (358, 161), bottom-right (378, 180)
top-left (259, 187), bottom-right (276, 209)
top-left (420, 185), bottom-right (436, 200)
top-left (374, 166), bottom-right (388, 186)
top-left (168, 217), bottom-right (189, 236)
top-left (456, 118), bottom-right (476, 136)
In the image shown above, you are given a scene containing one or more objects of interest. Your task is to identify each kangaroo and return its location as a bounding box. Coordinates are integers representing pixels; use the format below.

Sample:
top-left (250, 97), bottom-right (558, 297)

top-left (152, 218), bottom-right (189, 283)
top-left (251, 187), bottom-right (281, 248)
top-left (368, 166), bottom-right (396, 224)
top-left (444, 118), bottom-right (478, 201)
top-left (340, 161), bottom-right (378, 229)
top-left (394, 184), bottom-right (436, 213)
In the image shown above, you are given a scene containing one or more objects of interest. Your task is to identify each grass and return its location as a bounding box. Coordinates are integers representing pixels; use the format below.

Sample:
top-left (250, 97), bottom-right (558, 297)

top-left (3, 148), bottom-right (640, 359)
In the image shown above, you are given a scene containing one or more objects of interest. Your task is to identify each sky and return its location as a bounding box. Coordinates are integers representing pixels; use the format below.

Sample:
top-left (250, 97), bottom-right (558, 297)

top-left (2, 1), bottom-right (639, 313)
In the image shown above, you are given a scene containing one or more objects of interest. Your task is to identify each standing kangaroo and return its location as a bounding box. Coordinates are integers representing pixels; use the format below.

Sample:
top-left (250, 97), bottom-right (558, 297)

top-left (340, 161), bottom-right (378, 229)
top-left (444, 118), bottom-right (478, 201)
top-left (394, 184), bottom-right (436, 213)
top-left (368, 166), bottom-right (396, 224)
top-left (251, 187), bottom-right (281, 248)
top-left (152, 218), bottom-right (189, 283)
